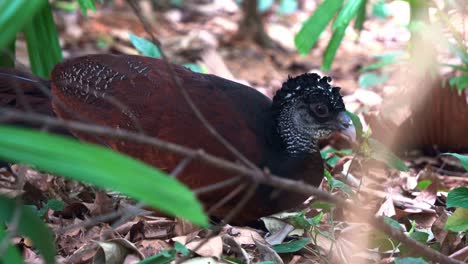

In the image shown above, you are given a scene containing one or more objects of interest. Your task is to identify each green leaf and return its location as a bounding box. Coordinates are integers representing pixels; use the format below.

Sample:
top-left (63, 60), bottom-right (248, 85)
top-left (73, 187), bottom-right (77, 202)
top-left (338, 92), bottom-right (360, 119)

top-left (23, 1), bottom-right (62, 78)
top-left (0, 0), bottom-right (47, 51)
top-left (0, 196), bottom-right (55, 264)
top-left (368, 138), bottom-right (409, 171)
top-left (448, 75), bottom-right (468, 91)
top-left (383, 216), bottom-right (404, 231)
top-left (129, 33), bottom-right (162, 58)
top-left (174, 242), bottom-right (190, 256)
top-left (410, 231), bottom-right (429, 244)
top-left (295, 0), bottom-right (344, 55)
top-left (346, 111), bottom-right (363, 139)
top-left (443, 153), bottom-right (468, 171)
top-left (46, 199), bottom-right (65, 211)
top-left (77, 0), bottom-right (97, 15)
top-left (272, 238), bottom-right (310, 253)
top-left (0, 40), bottom-right (15, 67)
top-left (258, 0), bottom-right (274, 13)
top-left (279, 0), bottom-right (298, 14)
top-left (0, 228), bottom-right (25, 264)
top-left (322, 25), bottom-right (347, 71)
top-left (444, 208), bottom-right (468, 232)
top-left (358, 72), bottom-right (388, 88)
top-left (353, 0), bottom-right (367, 32)
top-left (0, 126), bottom-right (208, 226)
top-left (446, 187), bottom-right (468, 208)
top-left (360, 52), bottom-right (405, 71)
top-left (417, 180), bottom-right (432, 190)
top-left (372, 0), bottom-right (390, 19)
top-left (332, 0), bottom-right (364, 30)
top-left (183, 63), bottom-right (206, 73)
top-left (394, 257), bottom-right (429, 264)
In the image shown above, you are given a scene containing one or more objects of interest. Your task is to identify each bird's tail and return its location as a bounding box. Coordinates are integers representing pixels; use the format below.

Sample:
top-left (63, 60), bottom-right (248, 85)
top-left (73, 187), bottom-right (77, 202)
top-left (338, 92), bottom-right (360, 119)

top-left (0, 68), bottom-right (53, 117)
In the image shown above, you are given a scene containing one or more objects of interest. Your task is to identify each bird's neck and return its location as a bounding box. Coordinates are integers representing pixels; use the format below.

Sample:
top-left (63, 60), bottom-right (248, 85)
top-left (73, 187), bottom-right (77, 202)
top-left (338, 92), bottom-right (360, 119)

top-left (273, 106), bottom-right (318, 156)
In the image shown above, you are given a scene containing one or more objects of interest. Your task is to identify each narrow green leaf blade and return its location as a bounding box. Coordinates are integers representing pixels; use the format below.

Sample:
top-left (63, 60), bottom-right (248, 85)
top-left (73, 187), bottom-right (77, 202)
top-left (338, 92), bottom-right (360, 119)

top-left (353, 0), bottom-right (367, 32)
top-left (23, 2), bottom-right (62, 78)
top-left (346, 111), bottom-right (363, 139)
top-left (273, 238), bottom-right (310, 253)
top-left (322, 25), bottom-right (347, 71)
top-left (332, 0), bottom-right (364, 30)
top-left (446, 187), bottom-right (468, 208)
top-left (294, 0), bottom-right (344, 55)
top-left (0, 196), bottom-right (55, 264)
top-left (0, 0), bottom-right (47, 50)
top-left (0, 126), bottom-right (208, 226)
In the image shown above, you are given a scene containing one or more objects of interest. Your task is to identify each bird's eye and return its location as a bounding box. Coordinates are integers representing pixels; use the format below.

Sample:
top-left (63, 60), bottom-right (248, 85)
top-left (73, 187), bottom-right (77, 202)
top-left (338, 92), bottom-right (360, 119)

top-left (311, 103), bottom-right (329, 118)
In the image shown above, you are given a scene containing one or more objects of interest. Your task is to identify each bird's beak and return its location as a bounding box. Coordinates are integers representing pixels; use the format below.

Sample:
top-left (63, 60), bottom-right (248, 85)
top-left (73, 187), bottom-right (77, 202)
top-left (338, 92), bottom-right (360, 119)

top-left (336, 112), bottom-right (356, 143)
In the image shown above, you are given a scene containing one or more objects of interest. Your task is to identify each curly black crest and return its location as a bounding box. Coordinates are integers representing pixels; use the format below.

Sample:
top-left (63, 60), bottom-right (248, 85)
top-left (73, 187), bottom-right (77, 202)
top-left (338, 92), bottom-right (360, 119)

top-left (272, 73), bottom-right (345, 114)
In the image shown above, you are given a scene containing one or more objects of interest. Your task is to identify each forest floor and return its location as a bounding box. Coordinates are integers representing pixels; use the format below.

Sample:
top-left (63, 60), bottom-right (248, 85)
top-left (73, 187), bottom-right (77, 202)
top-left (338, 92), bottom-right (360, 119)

top-left (2, 0), bottom-right (467, 263)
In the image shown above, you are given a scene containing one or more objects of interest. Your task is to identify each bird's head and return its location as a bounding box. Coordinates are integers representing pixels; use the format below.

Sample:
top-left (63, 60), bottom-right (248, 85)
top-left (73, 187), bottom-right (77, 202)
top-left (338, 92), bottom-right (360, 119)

top-left (272, 73), bottom-right (355, 155)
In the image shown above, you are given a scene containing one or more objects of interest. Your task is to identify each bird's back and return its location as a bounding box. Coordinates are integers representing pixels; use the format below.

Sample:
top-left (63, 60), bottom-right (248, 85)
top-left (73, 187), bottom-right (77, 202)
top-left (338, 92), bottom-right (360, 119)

top-left (50, 54), bottom-right (277, 220)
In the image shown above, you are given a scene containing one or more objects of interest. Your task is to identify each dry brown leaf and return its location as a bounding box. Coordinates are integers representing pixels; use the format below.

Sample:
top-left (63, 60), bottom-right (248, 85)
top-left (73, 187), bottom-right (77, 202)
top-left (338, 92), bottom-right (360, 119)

top-left (185, 236), bottom-right (223, 259)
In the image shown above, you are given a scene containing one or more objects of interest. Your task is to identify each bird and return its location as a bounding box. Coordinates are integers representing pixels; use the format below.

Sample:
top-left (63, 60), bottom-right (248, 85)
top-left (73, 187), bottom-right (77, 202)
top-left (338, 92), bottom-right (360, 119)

top-left (0, 54), bottom-right (355, 224)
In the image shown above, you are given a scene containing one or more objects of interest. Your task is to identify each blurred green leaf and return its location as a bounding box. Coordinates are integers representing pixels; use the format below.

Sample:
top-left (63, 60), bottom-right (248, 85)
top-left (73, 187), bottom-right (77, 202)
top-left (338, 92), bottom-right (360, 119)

top-left (77, 0), bottom-right (97, 15)
top-left (332, 0), bottom-right (364, 30)
top-left (322, 25), bottom-right (346, 70)
top-left (0, 40), bottom-right (15, 67)
top-left (353, 0), bottom-right (367, 32)
top-left (448, 75), bottom-right (468, 91)
top-left (358, 72), bottom-right (388, 88)
top-left (394, 257), bottom-right (429, 264)
top-left (0, 0), bottom-right (47, 51)
top-left (258, 0), bottom-right (274, 13)
top-left (417, 180), bottom-right (432, 190)
top-left (410, 231), bottom-right (429, 244)
top-left (295, 0), bottom-right (343, 55)
top-left (444, 208), bottom-right (468, 232)
top-left (446, 187), bottom-right (468, 208)
top-left (129, 33), bottom-right (162, 58)
top-left (448, 42), bottom-right (468, 65)
top-left (321, 148), bottom-right (353, 166)
top-left (384, 216), bottom-right (404, 231)
top-left (54, 1), bottom-right (79, 12)
top-left (183, 63), bottom-right (206, 73)
top-left (0, 196), bottom-right (55, 264)
top-left (0, 228), bottom-right (25, 264)
top-left (443, 153), bottom-right (468, 171)
top-left (325, 170), bottom-right (354, 195)
top-left (273, 238), bottom-right (310, 253)
top-left (279, 0), bottom-right (298, 14)
top-left (0, 125), bottom-right (208, 226)
top-left (23, 1), bottom-right (62, 78)
top-left (368, 138), bottom-right (409, 171)
top-left (372, 0), bottom-right (390, 18)
top-left (46, 199), bottom-right (65, 211)
top-left (346, 111), bottom-right (363, 139)
top-left (174, 242), bottom-right (190, 256)
top-left (361, 52), bottom-right (405, 71)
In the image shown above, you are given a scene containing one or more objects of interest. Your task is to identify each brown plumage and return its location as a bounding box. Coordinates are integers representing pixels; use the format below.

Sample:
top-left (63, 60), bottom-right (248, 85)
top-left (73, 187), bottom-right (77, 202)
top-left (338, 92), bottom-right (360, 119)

top-left (0, 54), bottom-right (354, 224)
